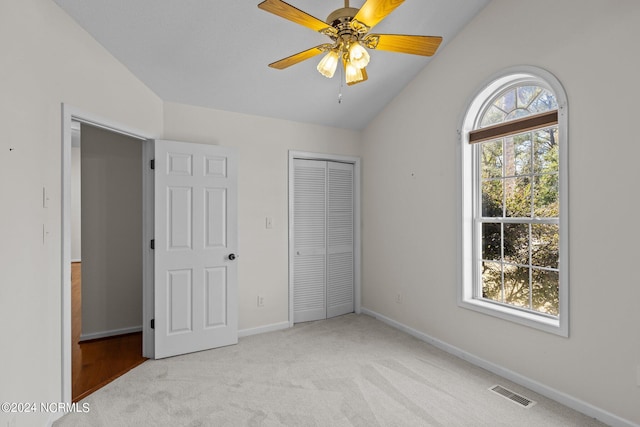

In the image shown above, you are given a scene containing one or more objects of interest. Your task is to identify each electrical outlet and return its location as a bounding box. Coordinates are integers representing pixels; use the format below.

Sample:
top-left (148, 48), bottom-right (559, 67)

top-left (257, 295), bottom-right (265, 307)
top-left (265, 217), bottom-right (273, 229)
top-left (395, 293), bottom-right (402, 304)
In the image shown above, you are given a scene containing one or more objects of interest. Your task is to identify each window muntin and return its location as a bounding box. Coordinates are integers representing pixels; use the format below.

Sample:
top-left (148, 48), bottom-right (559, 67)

top-left (479, 86), bottom-right (558, 128)
top-left (460, 68), bottom-right (567, 335)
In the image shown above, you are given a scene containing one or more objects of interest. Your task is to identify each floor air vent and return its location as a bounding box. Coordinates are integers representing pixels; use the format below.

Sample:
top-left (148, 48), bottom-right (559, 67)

top-left (489, 385), bottom-right (537, 408)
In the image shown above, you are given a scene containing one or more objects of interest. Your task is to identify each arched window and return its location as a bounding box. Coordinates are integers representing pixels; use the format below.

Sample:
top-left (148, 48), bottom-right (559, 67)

top-left (459, 66), bottom-right (568, 336)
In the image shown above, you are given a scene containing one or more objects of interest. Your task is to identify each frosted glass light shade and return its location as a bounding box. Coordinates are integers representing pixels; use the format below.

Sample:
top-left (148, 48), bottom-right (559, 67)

top-left (317, 50), bottom-right (339, 78)
top-left (349, 42), bottom-right (370, 69)
top-left (345, 61), bottom-right (364, 84)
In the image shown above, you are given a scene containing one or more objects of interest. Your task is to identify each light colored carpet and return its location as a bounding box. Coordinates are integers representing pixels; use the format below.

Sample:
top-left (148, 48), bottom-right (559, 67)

top-left (55, 314), bottom-right (605, 426)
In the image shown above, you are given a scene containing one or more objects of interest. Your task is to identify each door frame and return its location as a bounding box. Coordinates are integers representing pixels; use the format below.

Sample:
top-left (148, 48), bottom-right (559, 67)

top-left (61, 104), bottom-right (153, 404)
top-left (288, 150), bottom-right (361, 327)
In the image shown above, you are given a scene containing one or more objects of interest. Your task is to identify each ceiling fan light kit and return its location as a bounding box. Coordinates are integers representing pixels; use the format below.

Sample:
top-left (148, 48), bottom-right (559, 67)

top-left (258, 0), bottom-right (443, 86)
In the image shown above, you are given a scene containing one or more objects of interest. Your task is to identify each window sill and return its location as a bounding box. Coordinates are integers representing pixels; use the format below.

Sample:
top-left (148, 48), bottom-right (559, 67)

top-left (459, 298), bottom-right (567, 337)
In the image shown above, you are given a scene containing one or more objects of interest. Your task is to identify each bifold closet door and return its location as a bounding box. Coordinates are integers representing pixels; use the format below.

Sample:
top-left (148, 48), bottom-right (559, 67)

top-left (293, 159), bottom-right (327, 323)
top-left (292, 159), bottom-right (354, 323)
top-left (326, 161), bottom-right (354, 319)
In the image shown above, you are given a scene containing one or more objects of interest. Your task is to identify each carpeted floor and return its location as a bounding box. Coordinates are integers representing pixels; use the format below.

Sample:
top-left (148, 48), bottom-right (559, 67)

top-left (55, 314), bottom-right (605, 426)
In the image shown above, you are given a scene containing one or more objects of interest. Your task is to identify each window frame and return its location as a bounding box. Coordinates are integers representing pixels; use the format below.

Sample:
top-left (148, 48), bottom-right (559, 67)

top-left (458, 66), bottom-right (569, 336)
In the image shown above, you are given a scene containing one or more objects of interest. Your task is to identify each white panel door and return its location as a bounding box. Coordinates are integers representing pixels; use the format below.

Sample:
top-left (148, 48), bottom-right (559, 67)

top-left (292, 159), bottom-right (327, 323)
top-left (154, 139), bottom-right (237, 359)
top-left (327, 161), bottom-right (354, 318)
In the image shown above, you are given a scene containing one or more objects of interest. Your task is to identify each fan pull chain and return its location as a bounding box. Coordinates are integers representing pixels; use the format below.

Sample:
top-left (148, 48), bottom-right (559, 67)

top-left (338, 65), bottom-right (344, 104)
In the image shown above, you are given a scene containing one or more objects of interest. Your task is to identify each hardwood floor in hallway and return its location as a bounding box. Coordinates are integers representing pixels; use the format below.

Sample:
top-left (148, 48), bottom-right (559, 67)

top-left (72, 262), bottom-right (147, 402)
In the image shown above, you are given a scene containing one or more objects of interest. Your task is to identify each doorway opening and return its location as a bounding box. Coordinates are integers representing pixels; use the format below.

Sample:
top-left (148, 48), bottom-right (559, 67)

top-left (62, 105), bottom-right (152, 403)
top-left (70, 121), bottom-right (147, 401)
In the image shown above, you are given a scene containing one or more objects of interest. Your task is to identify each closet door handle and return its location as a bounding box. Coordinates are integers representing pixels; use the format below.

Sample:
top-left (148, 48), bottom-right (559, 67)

top-left (228, 253), bottom-right (236, 261)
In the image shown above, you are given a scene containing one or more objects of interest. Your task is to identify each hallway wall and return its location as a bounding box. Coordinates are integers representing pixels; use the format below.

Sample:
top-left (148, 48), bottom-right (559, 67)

top-left (80, 124), bottom-right (143, 339)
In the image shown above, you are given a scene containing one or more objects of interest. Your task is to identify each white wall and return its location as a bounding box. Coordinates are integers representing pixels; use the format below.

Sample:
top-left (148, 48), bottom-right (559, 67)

top-left (80, 124), bottom-right (143, 339)
top-left (0, 0), bottom-right (163, 425)
top-left (3, 0), bottom-right (638, 426)
top-left (163, 102), bottom-right (361, 331)
top-left (71, 144), bottom-right (82, 261)
top-left (361, 0), bottom-right (640, 425)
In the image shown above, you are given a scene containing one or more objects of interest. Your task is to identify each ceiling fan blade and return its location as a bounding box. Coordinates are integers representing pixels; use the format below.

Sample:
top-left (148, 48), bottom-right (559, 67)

top-left (366, 34), bottom-right (443, 56)
top-left (258, 0), bottom-right (330, 33)
top-left (353, 0), bottom-right (405, 30)
top-left (346, 67), bottom-right (368, 86)
top-left (268, 45), bottom-right (329, 70)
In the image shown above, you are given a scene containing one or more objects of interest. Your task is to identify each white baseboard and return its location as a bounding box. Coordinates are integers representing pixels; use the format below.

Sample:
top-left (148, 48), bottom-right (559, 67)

top-left (360, 307), bottom-right (638, 427)
top-left (238, 321), bottom-right (290, 338)
top-left (79, 325), bottom-right (142, 342)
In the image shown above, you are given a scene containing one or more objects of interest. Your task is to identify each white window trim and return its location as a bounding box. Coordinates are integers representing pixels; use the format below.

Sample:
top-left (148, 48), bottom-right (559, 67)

top-left (458, 66), bottom-right (569, 337)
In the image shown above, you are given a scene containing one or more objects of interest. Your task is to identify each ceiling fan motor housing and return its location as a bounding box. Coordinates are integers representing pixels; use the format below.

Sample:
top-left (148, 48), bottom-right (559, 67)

top-left (326, 7), bottom-right (368, 49)
top-left (326, 7), bottom-right (358, 26)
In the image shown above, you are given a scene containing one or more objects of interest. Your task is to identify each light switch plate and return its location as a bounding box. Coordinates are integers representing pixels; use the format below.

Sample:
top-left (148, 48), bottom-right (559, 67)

top-left (43, 187), bottom-right (49, 208)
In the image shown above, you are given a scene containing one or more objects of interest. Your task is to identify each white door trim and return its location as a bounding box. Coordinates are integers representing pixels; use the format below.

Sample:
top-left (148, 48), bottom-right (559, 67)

top-left (61, 104), bottom-right (153, 404)
top-left (288, 150), bottom-right (361, 327)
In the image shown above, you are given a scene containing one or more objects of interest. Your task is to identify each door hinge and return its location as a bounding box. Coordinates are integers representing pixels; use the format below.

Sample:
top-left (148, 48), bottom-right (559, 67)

top-left (150, 319), bottom-right (155, 329)
top-left (150, 159), bottom-right (155, 170)
top-left (150, 239), bottom-right (155, 250)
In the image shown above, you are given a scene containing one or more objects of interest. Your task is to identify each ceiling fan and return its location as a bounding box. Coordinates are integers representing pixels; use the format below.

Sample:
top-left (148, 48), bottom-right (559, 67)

top-left (257, 0), bottom-right (443, 86)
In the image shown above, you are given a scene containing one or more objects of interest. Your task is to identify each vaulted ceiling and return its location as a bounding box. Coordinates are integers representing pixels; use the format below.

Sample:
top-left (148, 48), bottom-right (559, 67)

top-left (53, 0), bottom-right (490, 130)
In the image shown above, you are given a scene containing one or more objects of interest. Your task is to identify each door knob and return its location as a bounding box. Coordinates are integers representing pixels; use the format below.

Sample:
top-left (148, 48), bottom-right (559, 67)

top-left (228, 253), bottom-right (236, 261)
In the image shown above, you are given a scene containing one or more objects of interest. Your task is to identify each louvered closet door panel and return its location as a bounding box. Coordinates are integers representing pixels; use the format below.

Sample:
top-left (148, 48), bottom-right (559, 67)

top-left (326, 161), bottom-right (354, 318)
top-left (293, 159), bottom-right (327, 323)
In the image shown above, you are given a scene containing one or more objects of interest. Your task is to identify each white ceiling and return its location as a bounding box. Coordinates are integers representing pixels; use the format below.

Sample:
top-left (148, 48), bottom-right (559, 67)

top-left (53, 0), bottom-right (490, 130)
